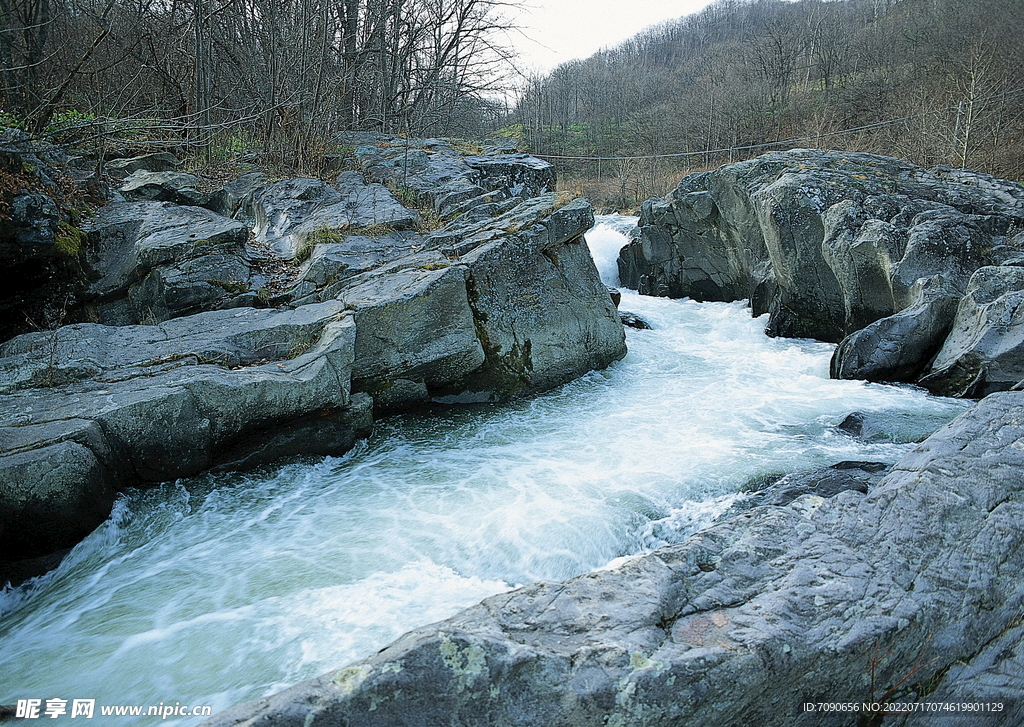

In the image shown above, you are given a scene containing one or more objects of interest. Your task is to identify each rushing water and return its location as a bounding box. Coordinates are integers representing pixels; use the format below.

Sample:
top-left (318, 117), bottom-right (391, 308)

top-left (0, 217), bottom-right (970, 723)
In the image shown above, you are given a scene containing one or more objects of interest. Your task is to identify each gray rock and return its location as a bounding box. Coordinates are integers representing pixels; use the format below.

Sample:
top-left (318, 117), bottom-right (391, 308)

top-left (747, 460), bottom-right (887, 507)
top-left (446, 196), bottom-right (627, 398)
top-left (899, 620), bottom-right (1024, 727)
top-left (620, 311), bottom-right (652, 329)
top-left (342, 264), bottom-right (485, 400)
top-left (202, 390), bottom-right (1024, 727)
top-left (296, 232), bottom-right (422, 288)
top-left (7, 193), bottom-right (60, 251)
top-left (104, 152), bottom-right (179, 177)
top-left (352, 136), bottom-right (554, 217)
top-left (249, 178), bottom-right (342, 257)
top-left (250, 173), bottom-right (418, 259)
top-left (620, 150), bottom-right (1023, 344)
top-left (205, 171), bottom-right (266, 222)
top-left (463, 153), bottom-right (555, 199)
top-left (82, 201), bottom-right (250, 324)
top-left (919, 265), bottom-right (1024, 397)
top-left (119, 170), bottom-right (210, 206)
top-left (284, 194), bottom-right (626, 409)
top-left (0, 303), bottom-right (372, 560)
top-left (831, 275), bottom-right (961, 383)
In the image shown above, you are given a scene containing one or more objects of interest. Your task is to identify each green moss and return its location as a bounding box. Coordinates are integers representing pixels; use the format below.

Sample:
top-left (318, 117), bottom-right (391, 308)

top-left (349, 223), bottom-right (397, 237)
top-left (54, 222), bottom-right (85, 256)
top-left (208, 279), bottom-right (249, 294)
top-left (296, 225), bottom-right (344, 262)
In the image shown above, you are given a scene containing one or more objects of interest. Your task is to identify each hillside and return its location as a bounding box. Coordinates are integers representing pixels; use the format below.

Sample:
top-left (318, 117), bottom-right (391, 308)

top-left (508, 0), bottom-right (1024, 208)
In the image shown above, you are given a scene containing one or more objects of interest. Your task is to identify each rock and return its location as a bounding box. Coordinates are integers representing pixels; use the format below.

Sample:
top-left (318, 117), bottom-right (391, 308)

top-left (351, 135), bottom-right (553, 218)
top-left (342, 265), bottom-right (485, 401)
top-left (104, 152), bottom-right (179, 178)
top-left (830, 274), bottom-right (961, 383)
top-left (0, 128), bottom-right (97, 341)
top-left (918, 265), bottom-right (1024, 397)
top-left (294, 232), bottom-right (423, 291)
top-left (441, 196), bottom-right (626, 398)
top-left (249, 173), bottom-right (418, 259)
top-left (620, 150), bottom-right (1024, 344)
top-left (7, 193), bottom-right (60, 251)
top-left (119, 170), bottom-right (210, 206)
top-left (620, 311), bottom-right (652, 329)
top-left (0, 438), bottom-right (116, 561)
top-left (205, 171), bottom-right (266, 222)
top-left (747, 460), bottom-right (887, 507)
top-left (273, 194), bottom-right (626, 411)
top-left (0, 303), bottom-right (372, 560)
top-left (82, 201), bottom-right (251, 324)
top-left (202, 390), bottom-right (1024, 727)
top-left (463, 153), bottom-right (555, 199)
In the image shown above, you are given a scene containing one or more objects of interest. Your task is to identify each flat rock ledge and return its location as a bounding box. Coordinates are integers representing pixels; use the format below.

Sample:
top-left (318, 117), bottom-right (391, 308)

top-left (203, 390), bottom-right (1024, 727)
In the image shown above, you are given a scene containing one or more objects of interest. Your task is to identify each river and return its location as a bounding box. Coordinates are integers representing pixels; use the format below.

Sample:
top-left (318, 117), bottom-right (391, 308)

top-left (0, 217), bottom-right (970, 723)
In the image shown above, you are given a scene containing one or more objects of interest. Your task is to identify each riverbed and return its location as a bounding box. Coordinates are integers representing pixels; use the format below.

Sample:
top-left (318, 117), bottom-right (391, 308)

top-left (0, 218), bottom-right (970, 723)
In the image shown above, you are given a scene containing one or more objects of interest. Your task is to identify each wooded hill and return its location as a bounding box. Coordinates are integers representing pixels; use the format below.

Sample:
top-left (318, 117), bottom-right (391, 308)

top-left (509, 0), bottom-right (1024, 208)
top-left (3, 0), bottom-right (1022, 204)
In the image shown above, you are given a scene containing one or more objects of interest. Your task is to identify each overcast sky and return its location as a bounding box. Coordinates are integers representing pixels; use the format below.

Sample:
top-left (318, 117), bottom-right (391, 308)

top-left (507, 0), bottom-right (717, 73)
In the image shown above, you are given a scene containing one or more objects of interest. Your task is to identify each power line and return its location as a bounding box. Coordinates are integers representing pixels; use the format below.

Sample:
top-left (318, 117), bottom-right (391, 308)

top-left (530, 86), bottom-right (1024, 163)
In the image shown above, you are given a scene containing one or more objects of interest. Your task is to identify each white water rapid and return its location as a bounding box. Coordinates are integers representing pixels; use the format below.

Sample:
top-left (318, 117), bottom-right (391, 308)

top-left (0, 217), bottom-right (971, 724)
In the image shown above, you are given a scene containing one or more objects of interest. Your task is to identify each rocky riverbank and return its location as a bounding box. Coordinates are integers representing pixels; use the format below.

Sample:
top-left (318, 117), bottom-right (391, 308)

top-left (201, 387), bottom-right (1024, 727)
top-left (0, 135), bottom-right (626, 577)
top-left (618, 149), bottom-right (1024, 397)
top-left (197, 151), bottom-right (1024, 727)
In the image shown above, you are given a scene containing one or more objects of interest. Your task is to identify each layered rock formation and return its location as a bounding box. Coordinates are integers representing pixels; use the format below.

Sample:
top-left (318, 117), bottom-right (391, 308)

top-left (0, 138), bottom-right (625, 569)
top-left (617, 150), bottom-right (1024, 395)
top-left (202, 390), bottom-right (1024, 727)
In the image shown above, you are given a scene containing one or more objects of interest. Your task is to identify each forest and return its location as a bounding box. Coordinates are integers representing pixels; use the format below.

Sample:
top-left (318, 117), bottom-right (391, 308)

top-left (2, 0), bottom-right (1023, 206)
top-left (511, 0), bottom-right (1024, 207)
top-left (0, 0), bottom-right (516, 168)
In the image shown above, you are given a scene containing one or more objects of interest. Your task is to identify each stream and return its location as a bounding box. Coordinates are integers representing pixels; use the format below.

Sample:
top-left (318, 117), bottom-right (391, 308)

top-left (0, 217), bottom-right (971, 723)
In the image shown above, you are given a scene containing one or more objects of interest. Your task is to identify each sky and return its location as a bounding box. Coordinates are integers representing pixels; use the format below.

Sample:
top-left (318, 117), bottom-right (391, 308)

top-left (507, 0), bottom-right (718, 74)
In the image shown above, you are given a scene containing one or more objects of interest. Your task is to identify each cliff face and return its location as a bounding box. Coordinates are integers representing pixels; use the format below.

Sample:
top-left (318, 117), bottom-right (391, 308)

top-left (0, 139), bottom-right (626, 571)
top-left (618, 149), bottom-right (1024, 396)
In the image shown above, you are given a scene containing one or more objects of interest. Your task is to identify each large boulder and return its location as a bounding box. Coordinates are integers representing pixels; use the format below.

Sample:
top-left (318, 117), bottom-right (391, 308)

top-left (918, 265), bottom-right (1024, 397)
top-left (82, 201), bottom-right (252, 324)
top-left (249, 172), bottom-right (419, 259)
top-left (284, 194), bottom-right (627, 410)
top-left (342, 264), bottom-right (486, 408)
top-left (0, 303), bottom-right (372, 561)
top-left (119, 170), bottom-right (210, 206)
top-left (450, 196), bottom-right (626, 397)
top-left (202, 390), bottom-right (1024, 727)
top-left (830, 274), bottom-right (962, 383)
top-left (620, 150), bottom-right (1024, 346)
